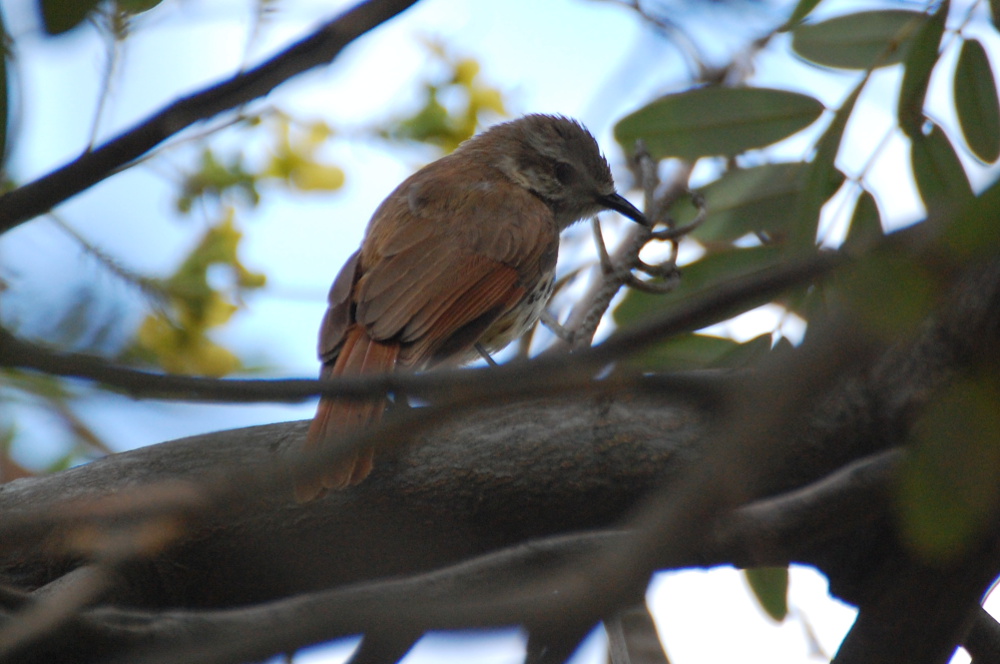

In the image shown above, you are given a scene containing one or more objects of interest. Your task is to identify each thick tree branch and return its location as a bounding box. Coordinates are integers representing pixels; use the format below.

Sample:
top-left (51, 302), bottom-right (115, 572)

top-left (966, 608), bottom-right (1000, 664)
top-left (832, 546), bottom-right (1000, 664)
top-left (2, 215), bottom-right (1000, 662)
top-left (0, 0), bottom-right (420, 234)
top-left (0, 450), bottom-right (902, 664)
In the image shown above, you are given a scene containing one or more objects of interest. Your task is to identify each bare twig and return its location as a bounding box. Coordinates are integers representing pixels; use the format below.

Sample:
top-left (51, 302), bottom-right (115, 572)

top-left (85, 9), bottom-right (126, 151)
top-left (548, 153), bottom-right (696, 352)
top-left (606, 603), bottom-right (670, 664)
top-left (0, 0), bottom-right (421, 234)
top-left (0, 248), bottom-right (843, 406)
top-left (538, 310), bottom-right (574, 343)
top-left (49, 214), bottom-right (166, 304)
top-left (474, 343), bottom-right (499, 367)
top-left (0, 481), bottom-right (206, 659)
top-left (0, 566), bottom-right (112, 660)
top-left (600, 0), bottom-right (710, 80)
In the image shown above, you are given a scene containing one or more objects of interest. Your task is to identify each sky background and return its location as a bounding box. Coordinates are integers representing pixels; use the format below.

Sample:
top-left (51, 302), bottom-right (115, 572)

top-left (2, 0), bottom-right (997, 661)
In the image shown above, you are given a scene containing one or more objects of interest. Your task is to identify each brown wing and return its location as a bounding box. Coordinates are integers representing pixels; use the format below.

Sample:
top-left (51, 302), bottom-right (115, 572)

top-left (348, 158), bottom-right (558, 368)
top-left (317, 249), bottom-right (360, 363)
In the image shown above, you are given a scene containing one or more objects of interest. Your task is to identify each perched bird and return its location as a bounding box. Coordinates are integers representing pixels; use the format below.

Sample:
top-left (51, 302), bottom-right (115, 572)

top-left (295, 114), bottom-right (646, 501)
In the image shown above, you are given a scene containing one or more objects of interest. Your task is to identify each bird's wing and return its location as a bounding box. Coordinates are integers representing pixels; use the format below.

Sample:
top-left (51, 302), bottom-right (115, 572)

top-left (348, 168), bottom-right (558, 367)
top-left (317, 249), bottom-right (360, 363)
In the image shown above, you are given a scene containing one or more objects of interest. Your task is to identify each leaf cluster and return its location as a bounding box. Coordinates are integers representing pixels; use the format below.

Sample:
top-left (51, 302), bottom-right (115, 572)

top-left (374, 39), bottom-right (507, 152)
top-left (610, 0), bottom-right (1000, 617)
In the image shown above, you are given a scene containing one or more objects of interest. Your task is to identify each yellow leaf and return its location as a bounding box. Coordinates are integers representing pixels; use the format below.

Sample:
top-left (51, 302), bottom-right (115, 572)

top-left (471, 87), bottom-right (506, 115)
top-left (134, 314), bottom-right (175, 353)
top-left (185, 338), bottom-right (241, 376)
top-left (199, 293), bottom-right (238, 328)
top-left (237, 265), bottom-right (267, 289)
top-left (304, 120), bottom-right (335, 149)
top-left (132, 312), bottom-right (241, 376)
top-left (454, 58), bottom-right (480, 86)
top-left (291, 162), bottom-right (345, 192)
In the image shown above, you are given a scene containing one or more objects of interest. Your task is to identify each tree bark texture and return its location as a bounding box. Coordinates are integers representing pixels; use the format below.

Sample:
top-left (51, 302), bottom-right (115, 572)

top-left (2, 257), bottom-right (999, 664)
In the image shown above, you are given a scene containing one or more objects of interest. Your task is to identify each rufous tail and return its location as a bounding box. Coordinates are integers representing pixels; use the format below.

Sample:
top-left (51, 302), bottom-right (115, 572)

top-left (294, 326), bottom-right (399, 502)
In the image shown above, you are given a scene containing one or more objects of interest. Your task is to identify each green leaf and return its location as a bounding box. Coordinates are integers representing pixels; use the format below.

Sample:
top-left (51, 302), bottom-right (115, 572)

top-left (899, 376), bottom-right (1000, 561)
top-left (897, 0), bottom-right (949, 138)
top-left (794, 72), bottom-right (867, 249)
top-left (614, 87), bottom-right (824, 160)
top-left (631, 334), bottom-right (738, 371)
top-left (992, 0), bottom-right (1000, 29)
top-left (672, 163), bottom-right (809, 242)
top-left (911, 124), bottom-right (974, 215)
top-left (843, 190), bottom-right (883, 253)
top-left (630, 333), bottom-right (774, 371)
top-left (744, 567), bottom-right (789, 621)
top-left (116, 0), bottom-right (164, 13)
top-left (38, 0), bottom-right (102, 34)
top-left (835, 253), bottom-right (939, 338)
top-left (614, 245), bottom-right (785, 328)
top-left (177, 148), bottom-right (259, 213)
top-left (714, 333), bottom-right (774, 368)
top-left (792, 10), bottom-right (926, 70)
top-left (781, 0), bottom-right (825, 31)
top-left (954, 39), bottom-right (1000, 163)
top-left (780, 280), bottom-right (822, 325)
top-left (942, 175), bottom-right (1000, 259)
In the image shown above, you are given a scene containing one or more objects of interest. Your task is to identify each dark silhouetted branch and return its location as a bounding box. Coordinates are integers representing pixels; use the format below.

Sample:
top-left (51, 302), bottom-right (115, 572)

top-left (0, 0), bottom-right (421, 234)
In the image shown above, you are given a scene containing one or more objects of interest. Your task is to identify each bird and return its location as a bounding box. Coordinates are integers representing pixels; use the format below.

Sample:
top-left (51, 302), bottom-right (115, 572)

top-left (294, 114), bottom-right (647, 501)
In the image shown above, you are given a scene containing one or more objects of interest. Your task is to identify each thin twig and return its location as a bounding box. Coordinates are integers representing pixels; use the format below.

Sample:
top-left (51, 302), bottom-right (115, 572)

top-left (0, 0), bottom-right (421, 234)
top-left (0, 249), bottom-right (843, 406)
top-left (49, 214), bottom-right (166, 303)
top-left (0, 566), bottom-right (112, 660)
top-left (86, 9), bottom-right (125, 152)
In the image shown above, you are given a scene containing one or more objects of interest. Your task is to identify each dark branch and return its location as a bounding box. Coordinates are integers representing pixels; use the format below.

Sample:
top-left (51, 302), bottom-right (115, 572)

top-left (0, 0), bottom-right (420, 234)
top-left (0, 247), bottom-right (842, 404)
top-left (832, 548), bottom-right (1000, 664)
top-left (3, 214), bottom-right (1000, 663)
top-left (0, 450), bottom-right (904, 664)
top-left (966, 608), bottom-right (1000, 664)
top-left (605, 603), bottom-right (670, 664)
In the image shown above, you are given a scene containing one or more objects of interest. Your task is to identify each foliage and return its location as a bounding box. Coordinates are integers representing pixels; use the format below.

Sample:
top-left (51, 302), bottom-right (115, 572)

top-left (374, 39), bottom-right (507, 151)
top-left (610, 0), bottom-right (1000, 613)
top-left (124, 210), bottom-right (266, 376)
top-left (37, 0), bottom-right (164, 35)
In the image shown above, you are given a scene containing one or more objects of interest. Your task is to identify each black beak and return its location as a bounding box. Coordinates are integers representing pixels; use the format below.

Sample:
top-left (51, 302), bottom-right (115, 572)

top-left (599, 192), bottom-right (648, 226)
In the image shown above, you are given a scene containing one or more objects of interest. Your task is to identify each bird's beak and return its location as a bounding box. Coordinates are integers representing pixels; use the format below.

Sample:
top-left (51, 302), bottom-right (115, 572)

top-left (599, 192), bottom-right (648, 226)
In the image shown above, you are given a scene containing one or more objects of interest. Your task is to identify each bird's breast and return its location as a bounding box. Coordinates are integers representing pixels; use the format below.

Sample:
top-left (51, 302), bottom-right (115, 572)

top-left (478, 272), bottom-right (556, 354)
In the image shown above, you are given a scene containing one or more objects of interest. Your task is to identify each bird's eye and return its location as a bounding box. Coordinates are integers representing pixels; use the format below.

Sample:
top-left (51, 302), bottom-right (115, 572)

top-left (554, 162), bottom-right (575, 185)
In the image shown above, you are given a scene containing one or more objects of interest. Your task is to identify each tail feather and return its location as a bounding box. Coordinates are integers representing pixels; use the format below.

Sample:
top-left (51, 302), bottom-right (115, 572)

top-left (294, 326), bottom-right (399, 502)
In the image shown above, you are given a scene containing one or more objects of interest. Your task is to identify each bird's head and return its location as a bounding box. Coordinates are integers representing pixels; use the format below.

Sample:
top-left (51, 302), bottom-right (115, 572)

top-left (464, 114), bottom-right (648, 230)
